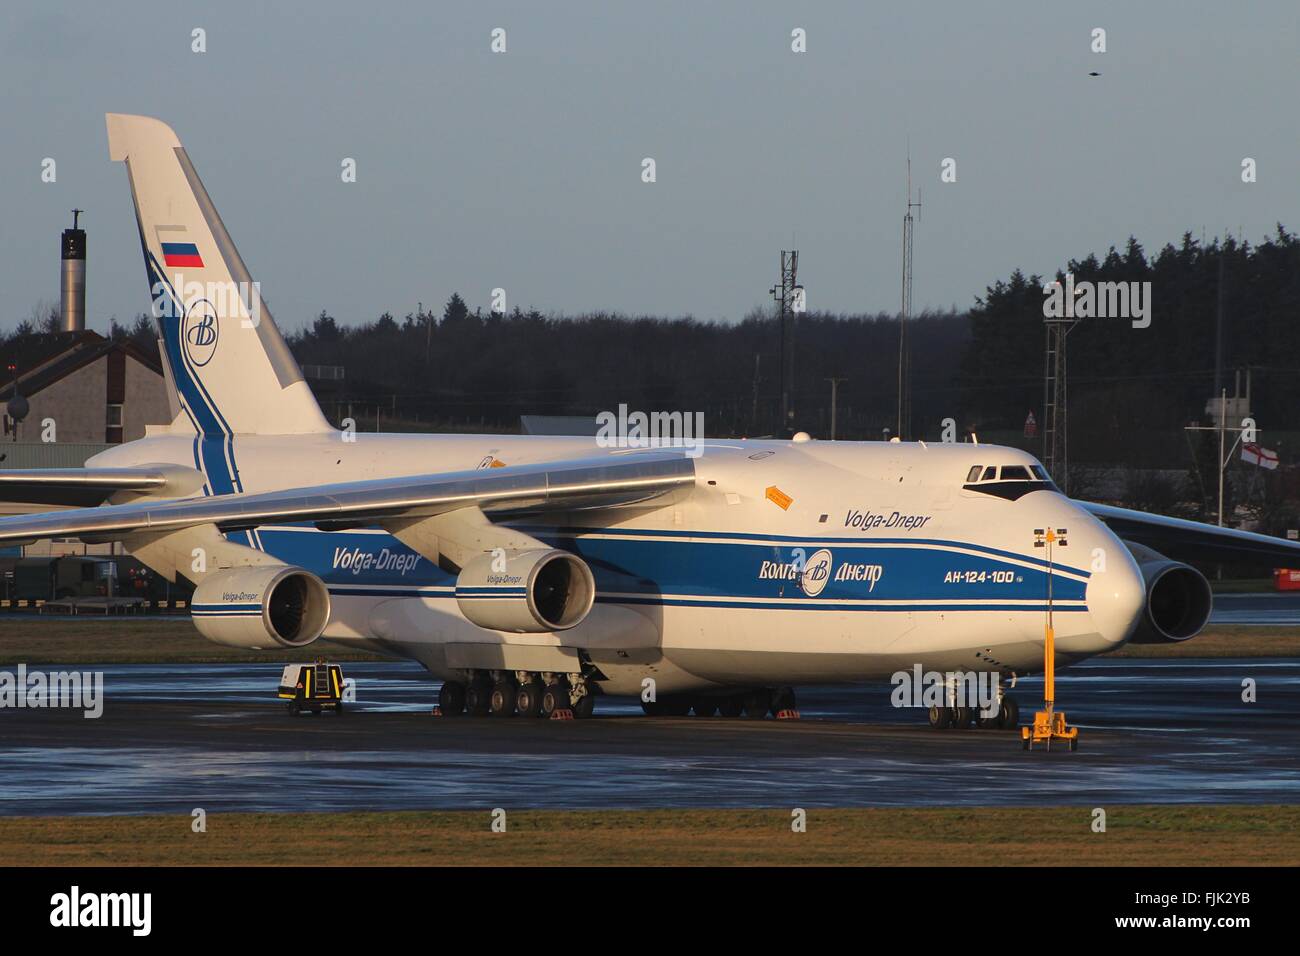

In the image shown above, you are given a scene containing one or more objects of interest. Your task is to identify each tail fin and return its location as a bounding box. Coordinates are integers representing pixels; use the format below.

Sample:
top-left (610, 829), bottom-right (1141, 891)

top-left (106, 113), bottom-right (330, 437)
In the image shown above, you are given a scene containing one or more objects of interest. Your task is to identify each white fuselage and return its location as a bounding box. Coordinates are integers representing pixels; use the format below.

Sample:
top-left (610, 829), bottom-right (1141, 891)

top-left (89, 431), bottom-right (1147, 695)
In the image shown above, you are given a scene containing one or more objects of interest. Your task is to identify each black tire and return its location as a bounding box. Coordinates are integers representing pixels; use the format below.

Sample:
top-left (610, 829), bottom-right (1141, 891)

top-left (690, 698), bottom-right (719, 717)
top-left (951, 706), bottom-right (973, 729)
top-left (311, 707), bottom-right (321, 716)
top-left (718, 696), bottom-right (744, 718)
top-left (770, 687), bottom-right (797, 715)
top-left (976, 706), bottom-right (1000, 729)
top-left (650, 695), bottom-right (691, 717)
top-left (286, 701), bottom-right (298, 715)
top-left (928, 705), bottom-right (951, 729)
top-left (489, 679), bottom-right (517, 717)
top-left (641, 698), bottom-right (664, 717)
top-left (1069, 737), bottom-right (1079, 752)
top-left (439, 680), bottom-right (467, 716)
top-left (572, 693), bottom-right (596, 719)
top-left (742, 689), bottom-right (770, 720)
top-left (998, 695), bottom-right (1020, 729)
top-left (466, 680), bottom-right (492, 717)
top-left (335, 701), bottom-right (345, 716)
top-left (541, 681), bottom-right (570, 716)
top-left (516, 680), bottom-right (545, 718)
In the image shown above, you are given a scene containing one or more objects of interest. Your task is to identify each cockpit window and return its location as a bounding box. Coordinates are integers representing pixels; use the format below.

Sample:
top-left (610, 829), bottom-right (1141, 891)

top-left (965, 463), bottom-right (1053, 485)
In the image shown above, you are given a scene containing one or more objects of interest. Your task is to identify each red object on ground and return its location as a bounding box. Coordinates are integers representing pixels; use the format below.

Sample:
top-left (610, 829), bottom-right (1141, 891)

top-left (1273, 569), bottom-right (1300, 591)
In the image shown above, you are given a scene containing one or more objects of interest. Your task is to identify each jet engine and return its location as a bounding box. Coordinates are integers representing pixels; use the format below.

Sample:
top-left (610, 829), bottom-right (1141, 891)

top-left (191, 565), bottom-right (331, 650)
top-left (455, 548), bottom-right (595, 633)
top-left (1123, 541), bottom-right (1213, 644)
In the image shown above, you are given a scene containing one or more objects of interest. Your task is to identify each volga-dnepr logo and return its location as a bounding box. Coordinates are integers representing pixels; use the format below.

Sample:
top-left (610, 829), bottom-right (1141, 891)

top-left (758, 548), bottom-right (884, 597)
top-left (183, 298), bottom-right (219, 367)
top-left (800, 549), bottom-right (833, 597)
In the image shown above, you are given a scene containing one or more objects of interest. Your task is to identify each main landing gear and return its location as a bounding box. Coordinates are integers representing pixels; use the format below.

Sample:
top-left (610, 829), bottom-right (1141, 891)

top-left (641, 686), bottom-right (799, 719)
top-left (438, 670), bottom-right (597, 719)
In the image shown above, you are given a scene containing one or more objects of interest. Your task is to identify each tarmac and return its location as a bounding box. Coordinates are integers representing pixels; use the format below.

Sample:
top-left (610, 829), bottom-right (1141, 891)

top-left (2, 657), bottom-right (1297, 814)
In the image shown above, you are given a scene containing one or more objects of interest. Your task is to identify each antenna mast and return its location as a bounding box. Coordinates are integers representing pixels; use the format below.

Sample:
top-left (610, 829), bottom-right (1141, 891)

top-left (898, 155), bottom-right (921, 439)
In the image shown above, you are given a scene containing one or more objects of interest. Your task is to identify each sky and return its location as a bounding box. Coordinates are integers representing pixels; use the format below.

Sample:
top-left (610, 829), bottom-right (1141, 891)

top-left (1, 0), bottom-right (1297, 334)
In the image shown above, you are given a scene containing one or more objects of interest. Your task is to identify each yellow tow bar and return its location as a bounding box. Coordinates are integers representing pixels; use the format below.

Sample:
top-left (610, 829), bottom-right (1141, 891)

top-left (1022, 527), bottom-right (1079, 752)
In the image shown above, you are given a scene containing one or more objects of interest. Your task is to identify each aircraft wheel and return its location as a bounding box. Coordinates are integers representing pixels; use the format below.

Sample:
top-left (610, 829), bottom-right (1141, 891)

top-left (719, 696), bottom-right (744, 718)
top-left (742, 689), bottom-right (771, 720)
top-left (691, 698), bottom-right (719, 717)
top-left (976, 707), bottom-right (1000, 729)
top-left (998, 696), bottom-right (1020, 729)
top-left (466, 679), bottom-right (492, 717)
top-left (927, 705), bottom-right (951, 730)
top-left (439, 680), bottom-right (467, 717)
top-left (489, 679), bottom-right (518, 717)
top-left (572, 693), bottom-right (596, 719)
top-left (541, 681), bottom-right (570, 717)
top-left (655, 695), bottom-right (691, 716)
top-left (950, 706), bottom-right (973, 729)
top-left (770, 686), bottom-right (797, 715)
top-left (516, 680), bottom-right (545, 718)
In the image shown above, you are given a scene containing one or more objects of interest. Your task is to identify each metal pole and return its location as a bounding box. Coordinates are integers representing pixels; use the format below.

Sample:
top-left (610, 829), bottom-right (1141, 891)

top-left (1218, 388), bottom-right (1226, 526)
top-left (826, 377), bottom-right (845, 440)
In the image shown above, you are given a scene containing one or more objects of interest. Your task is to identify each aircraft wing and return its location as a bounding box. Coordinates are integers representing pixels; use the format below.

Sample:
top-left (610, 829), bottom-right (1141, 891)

top-left (1082, 501), bottom-right (1300, 565)
top-left (0, 452), bottom-right (695, 544)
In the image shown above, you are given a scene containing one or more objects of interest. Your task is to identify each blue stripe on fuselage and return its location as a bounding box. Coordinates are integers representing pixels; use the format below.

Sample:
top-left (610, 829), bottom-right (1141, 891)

top-left (255, 526), bottom-right (1088, 606)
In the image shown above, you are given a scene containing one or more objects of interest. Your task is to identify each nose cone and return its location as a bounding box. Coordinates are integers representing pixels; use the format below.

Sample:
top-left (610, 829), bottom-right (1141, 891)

top-left (1086, 544), bottom-right (1146, 647)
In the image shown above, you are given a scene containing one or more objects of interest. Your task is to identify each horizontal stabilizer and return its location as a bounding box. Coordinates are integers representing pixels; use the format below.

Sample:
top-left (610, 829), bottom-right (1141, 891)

top-left (0, 466), bottom-right (204, 511)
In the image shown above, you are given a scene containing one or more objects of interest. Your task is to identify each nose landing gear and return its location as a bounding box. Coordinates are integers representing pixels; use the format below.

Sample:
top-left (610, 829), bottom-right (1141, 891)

top-left (927, 694), bottom-right (1019, 731)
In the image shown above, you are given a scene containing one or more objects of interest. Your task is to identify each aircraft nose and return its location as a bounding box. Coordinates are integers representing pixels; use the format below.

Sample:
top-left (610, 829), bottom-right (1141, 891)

top-left (1085, 543), bottom-right (1146, 647)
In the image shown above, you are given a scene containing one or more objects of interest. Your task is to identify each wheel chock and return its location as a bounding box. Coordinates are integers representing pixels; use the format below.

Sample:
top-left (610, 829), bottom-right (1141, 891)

top-left (774, 708), bottom-right (801, 720)
top-left (549, 708), bottom-right (575, 720)
top-left (431, 706), bottom-right (443, 717)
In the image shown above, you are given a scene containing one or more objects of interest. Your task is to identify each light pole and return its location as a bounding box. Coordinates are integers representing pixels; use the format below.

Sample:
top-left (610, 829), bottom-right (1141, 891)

top-left (825, 377), bottom-right (846, 440)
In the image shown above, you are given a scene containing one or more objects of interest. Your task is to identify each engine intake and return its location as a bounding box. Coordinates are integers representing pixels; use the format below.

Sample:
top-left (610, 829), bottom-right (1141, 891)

top-left (456, 548), bottom-right (595, 633)
top-left (192, 565), bottom-right (331, 650)
top-left (1123, 542), bottom-right (1213, 644)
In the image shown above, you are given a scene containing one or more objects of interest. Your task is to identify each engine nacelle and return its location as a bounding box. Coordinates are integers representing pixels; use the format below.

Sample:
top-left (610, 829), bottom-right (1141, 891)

top-left (1123, 542), bottom-right (1213, 644)
top-left (192, 566), bottom-right (331, 650)
top-left (455, 548), bottom-right (595, 633)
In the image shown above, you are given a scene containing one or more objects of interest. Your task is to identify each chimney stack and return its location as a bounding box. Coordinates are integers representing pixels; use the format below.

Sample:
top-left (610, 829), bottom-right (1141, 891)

top-left (60, 209), bottom-right (86, 333)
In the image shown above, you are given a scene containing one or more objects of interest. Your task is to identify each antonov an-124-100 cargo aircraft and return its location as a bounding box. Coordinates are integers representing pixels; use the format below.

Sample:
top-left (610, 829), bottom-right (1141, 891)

top-left (2, 114), bottom-right (1296, 725)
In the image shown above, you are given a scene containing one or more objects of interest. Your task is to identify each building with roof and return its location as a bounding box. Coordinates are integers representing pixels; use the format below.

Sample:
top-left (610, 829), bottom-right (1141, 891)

top-left (0, 330), bottom-right (169, 448)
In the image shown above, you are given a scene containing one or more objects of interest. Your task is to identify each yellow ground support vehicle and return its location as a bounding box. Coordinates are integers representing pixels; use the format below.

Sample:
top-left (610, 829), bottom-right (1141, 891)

top-left (279, 662), bottom-right (346, 715)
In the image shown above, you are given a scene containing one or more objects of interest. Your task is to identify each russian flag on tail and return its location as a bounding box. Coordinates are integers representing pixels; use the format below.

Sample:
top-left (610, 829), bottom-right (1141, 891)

top-left (161, 241), bottom-right (203, 268)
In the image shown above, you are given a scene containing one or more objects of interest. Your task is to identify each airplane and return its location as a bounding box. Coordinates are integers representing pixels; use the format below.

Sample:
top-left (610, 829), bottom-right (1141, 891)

top-left (3, 112), bottom-right (1298, 727)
